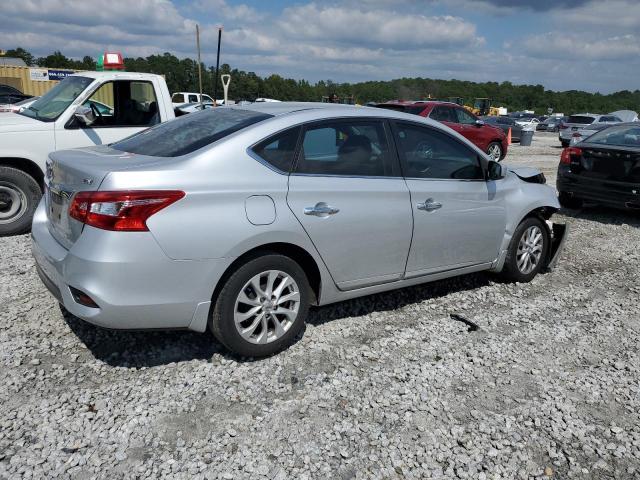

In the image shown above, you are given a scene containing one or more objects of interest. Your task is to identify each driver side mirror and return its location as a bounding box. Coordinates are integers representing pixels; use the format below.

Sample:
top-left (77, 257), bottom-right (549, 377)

top-left (487, 160), bottom-right (505, 180)
top-left (475, 119), bottom-right (485, 127)
top-left (73, 105), bottom-right (96, 127)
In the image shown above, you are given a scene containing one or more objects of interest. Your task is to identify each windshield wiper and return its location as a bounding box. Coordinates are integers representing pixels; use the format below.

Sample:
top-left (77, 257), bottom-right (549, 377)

top-left (26, 106), bottom-right (40, 119)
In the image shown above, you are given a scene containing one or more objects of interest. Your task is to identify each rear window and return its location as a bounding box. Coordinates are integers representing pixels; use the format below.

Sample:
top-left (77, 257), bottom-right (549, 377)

top-left (375, 104), bottom-right (426, 115)
top-left (584, 125), bottom-right (640, 147)
top-left (112, 108), bottom-right (272, 157)
top-left (568, 115), bottom-right (595, 124)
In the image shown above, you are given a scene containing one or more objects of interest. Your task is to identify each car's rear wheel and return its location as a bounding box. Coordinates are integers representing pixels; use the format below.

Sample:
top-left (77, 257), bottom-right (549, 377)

top-left (487, 142), bottom-right (503, 161)
top-left (558, 191), bottom-right (583, 209)
top-left (210, 253), bottom-right (311, 357)
top-left (0, 166), bottom-right (42, 236)
top-left (500, 217), bottom-right (549, 283)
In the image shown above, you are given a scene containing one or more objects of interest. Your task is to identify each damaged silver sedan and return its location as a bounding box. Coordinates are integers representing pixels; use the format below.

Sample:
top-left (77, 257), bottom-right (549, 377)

top-left (32, 103), bottom-right (567, 357)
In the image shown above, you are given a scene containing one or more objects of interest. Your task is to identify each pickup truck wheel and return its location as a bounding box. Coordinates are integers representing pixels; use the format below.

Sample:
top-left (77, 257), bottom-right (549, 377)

top-left (0, 166), bottom-right (42, 236)
top-left (210, 253), bottom-right (311, 357)
top-left (499, 217), bottom-right (549, 283)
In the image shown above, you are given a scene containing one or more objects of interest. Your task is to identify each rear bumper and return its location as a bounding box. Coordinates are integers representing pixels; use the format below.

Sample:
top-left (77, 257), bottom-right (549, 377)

top-left (31, 199), bottom-right (230, 332)
top-left (557, 168), bottom-right (640, 210)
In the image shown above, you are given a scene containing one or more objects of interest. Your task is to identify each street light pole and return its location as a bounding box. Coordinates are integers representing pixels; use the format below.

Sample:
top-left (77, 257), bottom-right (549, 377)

top-left (213, 26), bottom-right (223, 105)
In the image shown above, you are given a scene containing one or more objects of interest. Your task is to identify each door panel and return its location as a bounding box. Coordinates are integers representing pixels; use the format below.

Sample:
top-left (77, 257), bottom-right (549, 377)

top-left (404, 179), bottom-right (505, 275)
top-left (287, 119), bottom-right (412, 290)
top-left (392, 121), bottom-right (506, 275)
top-left (287, 176), bottom-right (413, 289)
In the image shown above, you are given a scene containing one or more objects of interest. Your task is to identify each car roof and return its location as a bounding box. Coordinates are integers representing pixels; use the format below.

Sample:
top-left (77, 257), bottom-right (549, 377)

top-left (378, 100), bottom-right (459, 107)
top-left (228, 101), bottom-right (362, 116)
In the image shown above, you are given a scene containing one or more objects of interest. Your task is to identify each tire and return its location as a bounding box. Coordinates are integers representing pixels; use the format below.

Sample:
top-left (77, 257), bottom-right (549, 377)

top-left (499, 217), bottom-right (549, 283)
top-left (486, 142), bottom-right (503, 162)
top-left (558, 191), bottom-right (583, 209)
top-left (210, 253), bottom-right (311, 357)
top-left (560, 140), bottom-right (570, 148)
top-left (0, 166), bottom-right (42, 236)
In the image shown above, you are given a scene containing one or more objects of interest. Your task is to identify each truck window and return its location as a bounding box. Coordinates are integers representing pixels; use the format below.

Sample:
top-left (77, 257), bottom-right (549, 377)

top-left (203, 95), bottom-right (213, 103)
top-left (188, 94), bottom-right (198, 103)
top-left (172, 93), bottom-right (185, 103)
top-left (85, 80), bottom-right (160, 128)
top-left (18, 76), bottom-right (93, 122)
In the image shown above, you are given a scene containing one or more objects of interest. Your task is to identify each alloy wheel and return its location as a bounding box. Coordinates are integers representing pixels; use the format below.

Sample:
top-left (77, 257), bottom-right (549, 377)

top-left (488, 144), bottom-right (502, 161)
top-left (516, 226), bottom-right (544, 275)
top-left (234, 270), bottom-right (300, 345)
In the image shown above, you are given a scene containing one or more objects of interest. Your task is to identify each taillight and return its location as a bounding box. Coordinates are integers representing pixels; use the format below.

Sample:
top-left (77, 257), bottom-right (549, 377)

top-left (69, 190), bottom-right (185, 231)
top-left (559, 124), bottom-right (568, 130)
top-left (560, 147), bottom-right (582, 165)
top-left (572, 132), bottom-right (582, 137)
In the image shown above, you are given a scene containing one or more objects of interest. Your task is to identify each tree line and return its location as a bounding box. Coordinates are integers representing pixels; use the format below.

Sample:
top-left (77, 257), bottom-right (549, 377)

top-left (4, 47), bottom-right (639, 115)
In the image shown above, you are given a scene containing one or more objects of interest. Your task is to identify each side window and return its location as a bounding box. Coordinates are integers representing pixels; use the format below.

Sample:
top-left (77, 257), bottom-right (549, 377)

top-left (430, 106), bottom-right (456, 123)
top-left (85, 81), bottom-right (159, 128)
top-left (394, 123), bottom-right (484, 180)
top-left (203, 95), bottom-right (213, 103)
top-left (295, 120), bottom-right (395, 177)
top-left (188, 94), bottom-right (198, 103)
top-left (429, 107), bottom-right (444, 121)
top-left (251, 127), bottom-right (301, 173)
top-left (455, 108), bottom-right (477, 125)
top-left (172, 93), bottom-right (185, 103)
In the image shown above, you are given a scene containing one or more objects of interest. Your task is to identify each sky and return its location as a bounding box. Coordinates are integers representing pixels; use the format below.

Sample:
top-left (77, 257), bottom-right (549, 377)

top-left (1, 0), bottom-right (639, 93)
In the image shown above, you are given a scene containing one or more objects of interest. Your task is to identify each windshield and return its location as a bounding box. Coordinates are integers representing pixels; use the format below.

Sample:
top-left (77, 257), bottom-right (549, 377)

top-left (112, 108), bottom-right (273, 157)
top-left (584, 125), bottom-right (640, 147)
top-left (19, 76), bottom-right (93, 122)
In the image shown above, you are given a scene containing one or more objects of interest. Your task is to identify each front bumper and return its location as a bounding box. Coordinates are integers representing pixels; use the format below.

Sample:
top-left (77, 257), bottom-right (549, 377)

top-left (31, 200), bottom-right (230, 332)
top-left (557, 167), bottom-right (640, 210)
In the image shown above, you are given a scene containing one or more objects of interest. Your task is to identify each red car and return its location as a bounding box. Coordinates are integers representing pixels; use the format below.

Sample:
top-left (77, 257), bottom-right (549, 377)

top-left (375, 101), bottom-right (508, 161)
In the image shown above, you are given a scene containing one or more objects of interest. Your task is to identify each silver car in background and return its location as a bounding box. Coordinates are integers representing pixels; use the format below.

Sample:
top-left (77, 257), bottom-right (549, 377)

top-left (559, 113), bottom-right (622, 147)
top-left (32, 103), bottom-right (567, 357)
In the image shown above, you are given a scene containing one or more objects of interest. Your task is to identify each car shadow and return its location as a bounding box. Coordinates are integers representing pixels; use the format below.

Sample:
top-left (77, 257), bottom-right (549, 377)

top-left (560, 205), bottom-right (640, 227)
top-left (306, 272), bottom-right (489, 327)
top-left (62, 273), bottom-right (491, 368)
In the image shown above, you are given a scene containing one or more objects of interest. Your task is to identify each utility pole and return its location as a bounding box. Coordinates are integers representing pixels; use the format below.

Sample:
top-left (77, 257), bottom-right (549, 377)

top-left (196, 24), bottom-right (203, 109)
top-left (213, 26), bottom-right (223, 105)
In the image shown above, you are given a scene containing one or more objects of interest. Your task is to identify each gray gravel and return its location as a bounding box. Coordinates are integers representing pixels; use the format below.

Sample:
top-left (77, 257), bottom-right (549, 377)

top-left (1, 132), bottom-right (640, 479)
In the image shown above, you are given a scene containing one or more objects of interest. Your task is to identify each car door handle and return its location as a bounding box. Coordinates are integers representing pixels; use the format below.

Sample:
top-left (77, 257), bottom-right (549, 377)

top-left (304, 202), bottom-right (340, 217)
top-left (417, 198), bottom-right (442, 212)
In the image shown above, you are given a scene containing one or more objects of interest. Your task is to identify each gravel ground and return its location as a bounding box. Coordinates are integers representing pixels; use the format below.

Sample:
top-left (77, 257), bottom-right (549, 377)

top-left (1, 132), bottom-right (640, 479)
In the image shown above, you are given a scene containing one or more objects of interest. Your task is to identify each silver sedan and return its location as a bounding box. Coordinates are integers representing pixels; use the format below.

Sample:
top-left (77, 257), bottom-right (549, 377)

top-left (32, 103), bottom-right (567, 357)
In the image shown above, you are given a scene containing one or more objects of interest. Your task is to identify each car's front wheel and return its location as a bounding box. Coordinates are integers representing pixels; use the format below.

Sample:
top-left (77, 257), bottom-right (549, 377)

top-left (487, 142), bottom-right (503, 161)
top-left (500, 217), bottom-right (549, 282)
top-left (210, 253), bottom-right (311, 357)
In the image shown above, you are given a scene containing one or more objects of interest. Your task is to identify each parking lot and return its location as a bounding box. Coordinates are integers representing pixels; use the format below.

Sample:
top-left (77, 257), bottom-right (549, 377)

top-left (1, 131), bottom-right (639, 479)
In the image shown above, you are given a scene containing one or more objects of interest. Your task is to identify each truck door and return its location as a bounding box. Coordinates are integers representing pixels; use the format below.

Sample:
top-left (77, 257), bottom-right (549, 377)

top-left (54, 80), bottom-right (161, 151)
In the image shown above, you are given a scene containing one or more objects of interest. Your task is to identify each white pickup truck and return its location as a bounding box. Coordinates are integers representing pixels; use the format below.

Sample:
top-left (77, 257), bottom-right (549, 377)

top-left (0, 71), bottom-right (175, 235)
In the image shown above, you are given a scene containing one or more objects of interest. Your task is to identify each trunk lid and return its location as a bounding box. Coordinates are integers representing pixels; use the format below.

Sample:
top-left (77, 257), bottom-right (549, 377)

top-left (570, 144), bottom-right (640, 185)
top-left (45, 145), bottom-right (166, 249)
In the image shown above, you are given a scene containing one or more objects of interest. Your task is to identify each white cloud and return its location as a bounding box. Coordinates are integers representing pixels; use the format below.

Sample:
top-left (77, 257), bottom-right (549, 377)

top-left (1, 0), bottom-right (638, 92)
top-left (521, 32), bottom-right (640, 61)
top-left (278, 4), bottom-right (484, 49)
